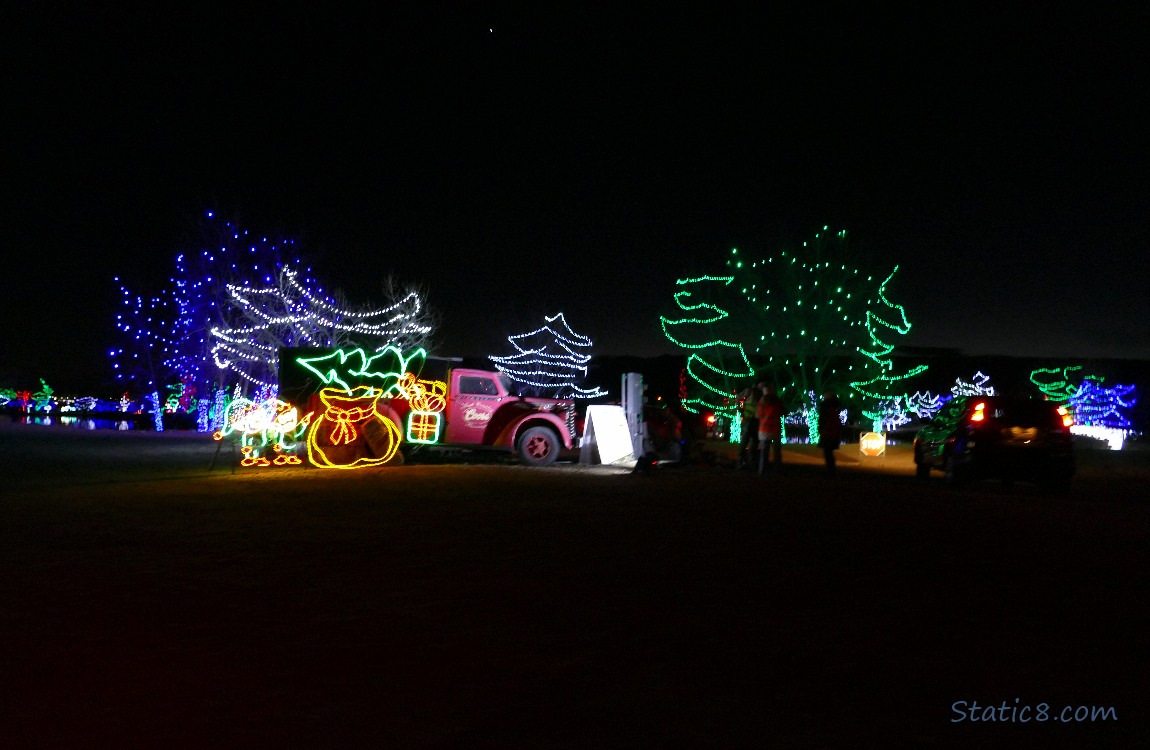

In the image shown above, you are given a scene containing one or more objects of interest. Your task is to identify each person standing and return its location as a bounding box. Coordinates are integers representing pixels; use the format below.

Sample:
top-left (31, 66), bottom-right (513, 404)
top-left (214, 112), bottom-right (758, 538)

top-left (817, 389), bottom-right (846, 474)
top-left (735, 381), bottom-right (762, 469)
top-left (756, 384), bottom-right (785, 473)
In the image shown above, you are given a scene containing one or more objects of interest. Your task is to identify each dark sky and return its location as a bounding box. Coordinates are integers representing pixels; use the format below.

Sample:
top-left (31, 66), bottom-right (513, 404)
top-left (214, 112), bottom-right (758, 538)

top-left (3, 7), bottom-right (1148, 393)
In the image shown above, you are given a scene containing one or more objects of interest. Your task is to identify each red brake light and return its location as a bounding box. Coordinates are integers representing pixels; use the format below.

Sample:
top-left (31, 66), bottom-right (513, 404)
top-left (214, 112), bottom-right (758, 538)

top-left (706, 414), bottom-right (716, 424)
top-left (970, 402), bottom-right (986, 422)
top-left (1057, 406), bottom-right (1073, 427)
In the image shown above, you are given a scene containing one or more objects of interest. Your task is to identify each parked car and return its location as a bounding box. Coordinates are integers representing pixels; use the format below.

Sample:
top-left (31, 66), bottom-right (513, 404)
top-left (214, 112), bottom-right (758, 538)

top-left (913, 396), bottom-right (1075, 492)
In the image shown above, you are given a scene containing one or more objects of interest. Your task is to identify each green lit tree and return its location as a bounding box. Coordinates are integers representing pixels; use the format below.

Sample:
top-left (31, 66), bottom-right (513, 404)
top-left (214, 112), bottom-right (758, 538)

top-left (1029, 365), bottom-right (1085, 402)
top-left (848, 266), bottom-right (929, 431)
top-left (725, 229), bottom-right (875, 430)
top-left (666, 226), bottom-right (928, 442)
top-left (659, 275), bottom-right (754, 422)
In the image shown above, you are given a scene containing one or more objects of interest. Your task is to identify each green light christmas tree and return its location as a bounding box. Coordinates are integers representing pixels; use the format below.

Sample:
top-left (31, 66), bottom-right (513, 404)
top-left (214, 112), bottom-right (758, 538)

top-left (660, 275), bottom-right (754, 427)
top-left (849, 265), bottom-right (928, 432)
top-left (664, 227), bottom-right (928, 441)
top-left (725, 228), bottom-right (879, 440)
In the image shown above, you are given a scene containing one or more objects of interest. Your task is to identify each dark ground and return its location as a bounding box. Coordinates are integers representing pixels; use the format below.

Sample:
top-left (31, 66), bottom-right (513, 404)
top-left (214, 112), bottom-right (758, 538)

top-left (2, 422), bottom-right (1149, 748)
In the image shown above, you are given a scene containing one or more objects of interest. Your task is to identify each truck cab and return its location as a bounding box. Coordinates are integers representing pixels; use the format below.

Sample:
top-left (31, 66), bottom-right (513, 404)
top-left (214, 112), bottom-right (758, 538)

top-left (383, 367), bottom-right (575, 466)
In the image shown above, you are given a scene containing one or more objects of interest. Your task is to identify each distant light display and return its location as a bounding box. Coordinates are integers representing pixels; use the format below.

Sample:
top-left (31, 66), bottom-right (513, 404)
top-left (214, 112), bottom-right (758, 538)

top-left (1069, 377), bottom-right (1136, 430)
top-left (32, 379), bottom-right (55, 412)
top-left (149, 390), bottom-right (162, 431)
top-left (1029, 365), bottom-right (1085, 403)
top-left (952, 371), bottom-right (996, 397)
top-left (905, 390), bottom-right (944, 420)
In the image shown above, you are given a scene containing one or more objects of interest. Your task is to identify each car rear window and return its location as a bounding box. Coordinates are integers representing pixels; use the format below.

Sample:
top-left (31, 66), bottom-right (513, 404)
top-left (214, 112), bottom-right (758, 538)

top-left (984, 399), bottom-right (1062, 428)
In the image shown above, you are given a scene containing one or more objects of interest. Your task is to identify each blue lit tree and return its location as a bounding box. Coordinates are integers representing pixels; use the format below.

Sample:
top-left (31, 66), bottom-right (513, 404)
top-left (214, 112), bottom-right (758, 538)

top-left (1068, 376), bottom-right (1137, 429)
top-left (112, 212), bottom-right (311, 396)
top-left (112, 211), bottom-right (437, 401)
top-left (110, 286), bottom-right (178, 393)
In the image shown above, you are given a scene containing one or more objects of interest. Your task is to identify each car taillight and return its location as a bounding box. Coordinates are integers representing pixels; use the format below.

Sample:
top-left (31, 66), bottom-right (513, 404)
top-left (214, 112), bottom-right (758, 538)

top-left (706, 414), bottom-right (716, 425)
top-left (970, 402), bottom-right (986, 423)
top-left (1057, 405), bottom-right (1073, 428)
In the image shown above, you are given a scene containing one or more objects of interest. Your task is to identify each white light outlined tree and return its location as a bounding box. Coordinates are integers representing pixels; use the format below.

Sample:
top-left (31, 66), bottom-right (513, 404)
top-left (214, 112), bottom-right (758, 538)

top-left (211, 266), bottom-right (435, 391)
top-left (489, 313), bottom-right (607, 399)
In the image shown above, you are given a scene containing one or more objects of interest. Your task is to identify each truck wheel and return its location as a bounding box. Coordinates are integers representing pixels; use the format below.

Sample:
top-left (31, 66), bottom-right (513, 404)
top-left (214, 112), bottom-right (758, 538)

top-left (517, 426), bottom-right (559, 466)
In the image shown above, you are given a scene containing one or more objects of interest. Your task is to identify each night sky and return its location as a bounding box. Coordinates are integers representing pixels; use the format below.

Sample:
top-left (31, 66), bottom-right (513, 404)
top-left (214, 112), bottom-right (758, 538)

top-left (3, 7), bottom-right (1148, 394)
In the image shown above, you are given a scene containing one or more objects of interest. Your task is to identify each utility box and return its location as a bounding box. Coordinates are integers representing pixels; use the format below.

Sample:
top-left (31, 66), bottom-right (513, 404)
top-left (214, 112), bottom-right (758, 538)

top-left (621, 372), bottom-right (648, 459)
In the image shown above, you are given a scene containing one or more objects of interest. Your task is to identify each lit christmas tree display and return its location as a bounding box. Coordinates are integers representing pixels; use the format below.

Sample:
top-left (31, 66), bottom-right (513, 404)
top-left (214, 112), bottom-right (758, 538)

top-left (905, 390), bottom-right (944, 420)
top-left (660, 275), bottom-right (754, 423)
top-left (1069, 377), bottom-right (1136, 428)
top-left (1029, 365), bottom-right (1085, 402)
top-left (662, 228), bottom-right (930, 441)
top-left (1028, 366), bottom-right (1140, 449)
top-left (211, 266), bottom-right (433, 392)
top-left (1067, 376), bottom-right (1138, 449)
top-left (867, 395), bottom-right (913, 432)
top-left (148, 390), bottom-right (162, 431)
top-left (32, 378), bottom-right (55, 412)
top-left (726, 229), bottom-right (873, 434)
top-left (70, 396), bottom-right (99, 412)
top-left (488, 313), bottom-right (607, 399)
top-left (848, 266), bottom-right (928, 432)
top-left (112, 211), bottom-right (436, 418)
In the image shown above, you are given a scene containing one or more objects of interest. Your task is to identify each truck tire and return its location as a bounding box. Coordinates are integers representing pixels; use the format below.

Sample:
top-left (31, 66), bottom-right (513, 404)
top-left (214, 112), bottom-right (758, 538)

top-left (517, 426), bottom-right (560, 466)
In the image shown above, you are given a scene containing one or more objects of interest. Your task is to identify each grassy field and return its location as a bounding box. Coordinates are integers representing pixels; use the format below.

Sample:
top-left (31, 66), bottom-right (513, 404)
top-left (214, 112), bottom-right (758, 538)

top-left (2, 423), bottom-right (1148, 748)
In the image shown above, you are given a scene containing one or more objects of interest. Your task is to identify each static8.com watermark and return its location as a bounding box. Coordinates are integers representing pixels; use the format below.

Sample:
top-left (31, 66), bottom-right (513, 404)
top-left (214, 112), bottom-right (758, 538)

top-left (952, 699), bottom-right (1117, 724)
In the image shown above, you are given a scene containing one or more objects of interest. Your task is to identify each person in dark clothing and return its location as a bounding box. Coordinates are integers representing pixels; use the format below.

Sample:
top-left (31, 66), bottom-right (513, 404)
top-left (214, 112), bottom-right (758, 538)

top-left (735, 381), bottom-right (763, 469)
top-left (817, 389), bottom-right (846, 474)
top-left (756, 384), bottom-right (785, 473)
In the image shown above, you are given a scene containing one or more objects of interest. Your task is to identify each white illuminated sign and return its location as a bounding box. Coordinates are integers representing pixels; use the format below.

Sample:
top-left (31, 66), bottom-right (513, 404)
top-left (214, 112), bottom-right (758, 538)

top-left (580, 405), bottom-right (636, 465)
